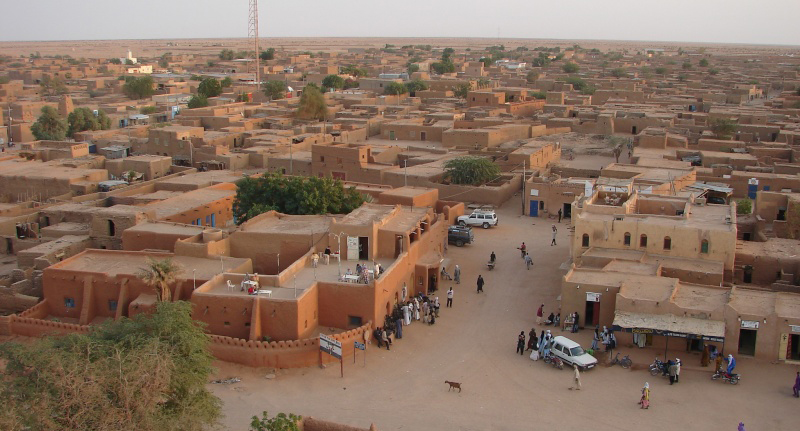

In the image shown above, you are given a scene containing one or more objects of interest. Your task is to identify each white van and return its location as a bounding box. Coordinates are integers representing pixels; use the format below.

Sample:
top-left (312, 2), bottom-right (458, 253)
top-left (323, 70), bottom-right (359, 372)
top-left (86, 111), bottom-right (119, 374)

top-left (550, 336), bottom-right (597, 370)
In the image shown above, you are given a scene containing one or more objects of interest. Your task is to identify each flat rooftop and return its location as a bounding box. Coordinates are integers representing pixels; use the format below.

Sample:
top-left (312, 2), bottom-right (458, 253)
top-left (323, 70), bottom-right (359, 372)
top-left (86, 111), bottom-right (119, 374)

top-left (144, 187), bottom-right (235, 219)
top-left (339, 203), bottom-right (397, 226)
top-left (737, 238), bottom-right (800, 258)
top-left (671, 283), bottom-right (729, 312)
top-left (241, 213), bottom-right (333, 234)
top-left (50, 249), bottom-right (249, 281)
top-left (124, 221), bottom-right (208, 236)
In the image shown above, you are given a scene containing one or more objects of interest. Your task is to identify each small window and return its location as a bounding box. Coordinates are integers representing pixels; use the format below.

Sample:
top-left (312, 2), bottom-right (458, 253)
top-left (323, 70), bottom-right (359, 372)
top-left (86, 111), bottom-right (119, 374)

top-left (348, 315), bottom-right (363, 327)
top-left (623, 232), bottom-right (631, 246)
top-left (224, 321), bottom-right (230, 326)
top-left (701, 240), bottom-right (709, 254)
top-left (320, 156), bottom-right (325, 162)
top-left (304, 320), bottom-right (308, 329)
top-left (664, 237), bottom-right (672, 250)
top-left (640, 234), bottom-right (648, 247)
top-left (582, 234), bottom-right (590, 247)
top-left (539, 201), bottom-right (545, 210)
top-left (64, 298), bottom-right (75, 308)
top-left (108, 300), bottom-right (118, 312)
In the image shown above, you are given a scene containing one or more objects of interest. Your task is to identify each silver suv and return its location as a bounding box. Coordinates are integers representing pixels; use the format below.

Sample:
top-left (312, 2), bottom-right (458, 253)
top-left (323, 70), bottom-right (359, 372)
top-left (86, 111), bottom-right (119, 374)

top-left (457, 210), bottom-right (498, 229)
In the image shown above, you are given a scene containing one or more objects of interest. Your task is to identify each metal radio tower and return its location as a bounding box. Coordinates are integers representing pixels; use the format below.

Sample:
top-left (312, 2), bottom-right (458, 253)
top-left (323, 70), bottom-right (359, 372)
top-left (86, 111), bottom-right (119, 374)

top-left (248, 0), bottom-right (260, 88)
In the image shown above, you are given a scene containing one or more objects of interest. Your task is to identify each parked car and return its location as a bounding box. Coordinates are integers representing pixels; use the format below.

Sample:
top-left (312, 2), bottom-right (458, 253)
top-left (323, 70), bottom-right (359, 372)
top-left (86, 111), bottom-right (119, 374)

top-left (549, 336), bottom-right (597, 370)
top-left (457, 210), bottom-right (498, 229)
top-left (448, 225), bottom-right (474, 247)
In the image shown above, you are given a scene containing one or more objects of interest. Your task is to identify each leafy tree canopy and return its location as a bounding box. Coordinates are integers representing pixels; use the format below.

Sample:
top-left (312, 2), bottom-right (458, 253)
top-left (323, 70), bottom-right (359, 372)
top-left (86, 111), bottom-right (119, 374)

top-left (67, 107), bottom-right (110, 137)
top-left (340, 65), bottom-right (368, 78)
top-left (140, 106), bottom-right (158, 114)
top-left (443, 156), bottom-right (500, 186)
top-left (263, 80), bottom-right (287, 100)
top-left (405, 79), bottom-right (428, 94)
top-left (259, 47), bottom-right (276, 61)
top-left (296, 85), bottom-right (328, 121)
top-left (188, 93), bottom-right (209, 109)
top-left (122, 76), bottom-right (155, 100)
top-left (384, 82), bottom-right (407, 95)
top-left (0, 301), bottom-right (221, 431)
top-left (40, 75), bottom-right (68, 96)
top-left (453, 83), bottom-right (470, 99)
top-left (562, 62), bottom-right (579, 73)
top-left (221, 77), bottom-right (233, 88)
top-left (233, 173), bottom-right (365, 223)
top-left (198, 78), bottom-right (222, 98)
top-left (431, 61), bottom-right (456, 75)
top-left (31, 106), bottom-right (67, 141)
top-left (321, 74), bottom-right (345, 91)
top-left (250, 411), bottom-right (302, 431)
top-left (710, 118), bottom-right (739, 139)
top-left (736, 198), bottom-right (752, 215)
top-left (526, 70), bottom-right (539, 83)
top-left (699, 58), bottom-right (709, 67)
top-left (609, 68), bottom-right (627, 78)
top-left (407, 63), bottom-right (420, 74)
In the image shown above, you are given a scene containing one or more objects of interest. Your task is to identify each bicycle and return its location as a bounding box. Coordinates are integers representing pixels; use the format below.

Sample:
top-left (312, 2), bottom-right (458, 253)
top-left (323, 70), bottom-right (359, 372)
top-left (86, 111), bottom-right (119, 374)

top-left (610, 352), bottom-right (632, 369)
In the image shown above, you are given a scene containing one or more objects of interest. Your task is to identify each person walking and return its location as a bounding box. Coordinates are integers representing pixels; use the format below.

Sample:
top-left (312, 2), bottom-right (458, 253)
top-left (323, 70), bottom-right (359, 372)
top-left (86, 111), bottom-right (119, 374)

top-left (519, 242), bottom-right (527, 259)
top-left (667, 360), bottom-right (677, 385)
top-left (529, 332), bottom-right (540, 360)
top-left (675, 358), bottom-right (681, 383)
top-left (374, 327), bottom-right (383, 349)
top-left (569, 364), bottom-right (581, 390)
top-left (527, 328), bottom-right (537, 351)
top-left (311, 252), bottom-right (319, 268)
top-left (572, 312), bottom-right (580, 333)
top-left (793, 371), bottom-right (800, 398)
top-left (446, 287), bottom-right (454, 307)
top-left (323, 246), bottom-right (331, 265)
top-left (413, 297), bottom-right (420, 321)
top-left (524, 252), bottom-right (533, 270)
top-left (536, 304), bottom-right (544, 325)
top-left (476, 275), bottom-right (484, 293)
top-left (402, 302), bottom-right (411, 325)
top-left (557, 208), bottom-right (562, 223)
top-left (639, 382), bottom-right (650, 409)
top-left (395, 316), bottom-right (403, 339)
top-left (551, 225), bottom-right (558, 246)
top-left (453, 265), bottom-right (461, 284)
top-left (517, 331), bottom-right (526, 355)
top-left (591, 326), bottom-right (600, 350)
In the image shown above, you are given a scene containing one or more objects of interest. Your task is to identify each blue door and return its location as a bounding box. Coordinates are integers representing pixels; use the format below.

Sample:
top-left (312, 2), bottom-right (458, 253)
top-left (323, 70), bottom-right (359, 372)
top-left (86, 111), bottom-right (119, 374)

top-left (529, 200), bottom-right (538, 217)
top-left (211, 213), bottom-right (216, 227)
top-left (747, 183), bottom-right (758, 199)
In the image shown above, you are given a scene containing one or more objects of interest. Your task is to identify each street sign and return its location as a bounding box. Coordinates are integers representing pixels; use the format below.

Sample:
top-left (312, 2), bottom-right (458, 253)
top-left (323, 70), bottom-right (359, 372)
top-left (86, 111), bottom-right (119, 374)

top-left (319, 334), bottom-right (342, 359)
top-left (354, 341), bottom-right (365, 350)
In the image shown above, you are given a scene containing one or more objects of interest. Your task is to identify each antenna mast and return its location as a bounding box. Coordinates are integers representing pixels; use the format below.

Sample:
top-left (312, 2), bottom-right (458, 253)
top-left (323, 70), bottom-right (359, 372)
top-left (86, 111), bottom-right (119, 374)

top-left (248, 0), bottom-right (261, 89)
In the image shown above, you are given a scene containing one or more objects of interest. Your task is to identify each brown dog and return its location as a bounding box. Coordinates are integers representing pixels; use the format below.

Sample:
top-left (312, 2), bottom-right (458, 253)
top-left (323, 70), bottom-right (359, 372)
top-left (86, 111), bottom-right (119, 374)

top-left (445, 380), bottom-right (462, 392)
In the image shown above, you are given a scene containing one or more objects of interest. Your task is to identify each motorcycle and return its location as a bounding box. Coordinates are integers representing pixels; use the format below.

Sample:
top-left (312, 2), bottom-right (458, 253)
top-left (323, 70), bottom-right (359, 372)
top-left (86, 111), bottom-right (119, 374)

top-left (543, 352), bottom-right (564, 370)
top-left (487, 260), bottom-right (495, 270)
top-left (649, 357), bottom-right (668, 377)
top-left (711, 370), bottom-right (740, 385)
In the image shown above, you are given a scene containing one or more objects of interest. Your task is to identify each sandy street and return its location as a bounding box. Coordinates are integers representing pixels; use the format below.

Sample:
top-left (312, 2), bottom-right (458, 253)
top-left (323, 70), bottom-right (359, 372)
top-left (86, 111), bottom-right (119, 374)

top-left (210, 199), bottom-right (798, 431)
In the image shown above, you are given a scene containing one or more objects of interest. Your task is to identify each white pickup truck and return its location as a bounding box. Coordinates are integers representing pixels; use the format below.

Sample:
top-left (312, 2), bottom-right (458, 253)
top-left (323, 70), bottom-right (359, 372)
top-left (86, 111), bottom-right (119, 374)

top-left (457, 210), bottom-right (498, 229)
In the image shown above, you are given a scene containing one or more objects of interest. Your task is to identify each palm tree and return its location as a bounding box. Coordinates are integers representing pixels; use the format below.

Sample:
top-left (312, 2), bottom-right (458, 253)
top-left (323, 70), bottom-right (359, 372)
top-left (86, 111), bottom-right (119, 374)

top-left (138, 257), bottom-right (182, 302)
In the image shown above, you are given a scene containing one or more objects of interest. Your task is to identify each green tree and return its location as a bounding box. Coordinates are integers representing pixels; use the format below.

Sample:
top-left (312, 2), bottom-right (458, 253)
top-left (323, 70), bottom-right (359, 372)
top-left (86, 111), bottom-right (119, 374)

top-left (67, 107), bottom-right (110, 137)
top-left (528, 91), bottom-right (547, 100)
top-left (655, 67), bottom-right (668, 75)
top-left (137, 257), bottom-right (182, 302)
top-left (321, 74), bottom-right (345, 91)
top-left (221, 76), bottom-right (233, 88)
top-left (736, 198), bottom-right (752, 215)
top-left (609, 68), bottom-right (627, 78)
top-left (442, 47), bottom-right (455, 62)
top-left (188, 94), bottom-right (209, 109)
top-left (431, 61), bottom-right (455, 74)
top-left (259, 48), bottom-right (276, 61)
top-left (453, 83), bottom-right (470, 98)
top-left (407, 63), bottom-right (420, 74)
top-left (219, 49), bottom-right (235, 61)
top-left (562, 62), bottom-right (579, 73)
top-left (526, 70), bottom-right (539, 83)
top-left (699, 58), bottom-right (709, 67)
top-left (343, 78), bottom-right (359, 89)
top-left (122, 76), bottom-right (155, 99)
top-left (296, 85), bottom-right (328, 121)
top-left (40, 75), bottom-right (68, 96)
top-left (250, 412), bottom-right (302, 431)
top-left (140, 105), bottom-right (158, 114)
top-left (263, 80), bottom-right (287, 100)
top-left (233, 173), bottom-right (365, 223)
top-left (405, 79), bottom-right (428, 94)
top-left (443, 156), bottom-right (500, 186)
top-left (0, 301), bottom-right (221, 431)
top-left (480, 57), bottom-right (493, 67)
top-left (198, 78), bottom-right (222, 97)
top-left (709, 68), bottom-right (719, 75)
top-left (109, 57), bottom-right (122, 64)
top-left (30, 106), bottom-right (67, 141)
top-left (682, 61), bottom-right (693, 70)
top-left (340, 65), bottom-right (367, 77)
top-left (384, 82), bottom-right (407, 95)
top-left (709, 118), bottom-right (739, 139)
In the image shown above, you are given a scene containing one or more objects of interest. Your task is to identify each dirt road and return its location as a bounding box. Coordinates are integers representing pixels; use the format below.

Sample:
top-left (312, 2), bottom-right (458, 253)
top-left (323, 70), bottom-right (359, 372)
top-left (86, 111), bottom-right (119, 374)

top-left (210, 199), bottom-right (797, 431)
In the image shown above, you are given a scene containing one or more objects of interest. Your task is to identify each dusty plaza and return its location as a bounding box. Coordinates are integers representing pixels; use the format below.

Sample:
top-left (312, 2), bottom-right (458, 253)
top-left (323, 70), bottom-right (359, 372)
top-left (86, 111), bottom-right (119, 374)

top-left (2, 1), bottom-right (800, 428)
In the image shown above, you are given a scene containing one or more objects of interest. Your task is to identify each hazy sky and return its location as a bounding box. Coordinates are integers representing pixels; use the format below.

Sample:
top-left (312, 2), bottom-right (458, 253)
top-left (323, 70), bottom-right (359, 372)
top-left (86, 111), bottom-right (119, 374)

top-left (2, 0), bottom-right (799, 46)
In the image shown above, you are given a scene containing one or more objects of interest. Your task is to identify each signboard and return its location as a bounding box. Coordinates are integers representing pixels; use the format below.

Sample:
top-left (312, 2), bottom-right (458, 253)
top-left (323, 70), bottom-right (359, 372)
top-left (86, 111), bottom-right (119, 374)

top-left (586, 292), bottom-right (601, 302)
top-left (530, 189), bottom-right (539, 197)
top-left (319, 334), bottom-right (342, 359)
top-left (741, 320), bottom-right (760, 330)
top-left (612, 325), bottom-right (724, 343)
top-left (354, 341), bottom-right (366, 350)
top-left (791, 325), bottom-right (800, 333)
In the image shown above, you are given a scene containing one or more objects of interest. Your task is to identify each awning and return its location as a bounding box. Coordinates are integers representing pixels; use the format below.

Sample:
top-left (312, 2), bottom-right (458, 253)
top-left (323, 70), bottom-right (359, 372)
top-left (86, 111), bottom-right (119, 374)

top-left (611, 311), bottom-right (725, 342)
